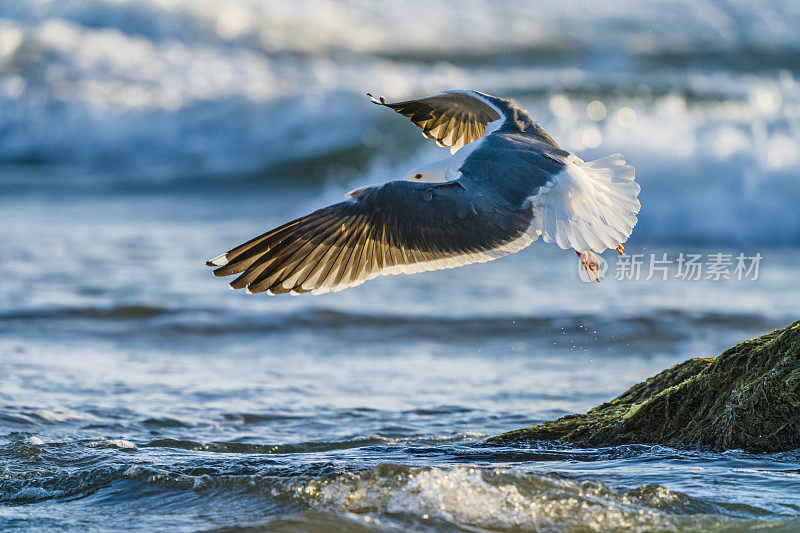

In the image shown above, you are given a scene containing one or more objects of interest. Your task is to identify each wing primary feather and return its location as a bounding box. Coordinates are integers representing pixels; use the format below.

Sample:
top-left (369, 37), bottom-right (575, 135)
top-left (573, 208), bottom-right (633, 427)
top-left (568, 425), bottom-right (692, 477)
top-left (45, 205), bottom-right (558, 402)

top-left (306, 215), bottom-right (361, 292)
top-left (253, 214), bottom-right (355, 293)
top-left (210, 218), bottom-right (304, 266)
top-left (215, 216), bottom-right (313, 275)
top-left (292, 225), bottom-right (352, 290)
top-left (341, 217), bottom-right (372, 286)
top-left (265, 214), bottom-right (348, 290)
top-left (327, 216), bottom-right (370, 290)
top-left (233, 214), bottom-right (342, 291)
top-left (369, 91), bottom-right (506, 152)
top-left (297, 212), bottom-right (367, 291)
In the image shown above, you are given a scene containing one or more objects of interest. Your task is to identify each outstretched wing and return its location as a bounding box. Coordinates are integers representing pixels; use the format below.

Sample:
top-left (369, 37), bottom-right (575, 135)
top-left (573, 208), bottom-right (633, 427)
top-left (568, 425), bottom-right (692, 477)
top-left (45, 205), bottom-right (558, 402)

top-left (369, 90), bottom-right (504, 154)
top-left (206, 180), bottom-right (536, 295)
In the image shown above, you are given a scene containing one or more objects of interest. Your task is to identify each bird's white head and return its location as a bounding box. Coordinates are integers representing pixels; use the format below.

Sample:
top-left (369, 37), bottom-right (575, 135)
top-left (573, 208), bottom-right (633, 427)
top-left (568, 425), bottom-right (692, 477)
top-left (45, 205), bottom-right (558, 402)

top-left (402, 159), bottom-right (450, 183)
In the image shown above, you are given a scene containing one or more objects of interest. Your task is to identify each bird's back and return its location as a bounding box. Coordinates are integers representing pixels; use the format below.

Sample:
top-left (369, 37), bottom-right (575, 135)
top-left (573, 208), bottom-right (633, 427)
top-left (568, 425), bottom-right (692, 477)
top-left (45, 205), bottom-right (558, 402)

top-left (459, 128), bottom-right (568, 204)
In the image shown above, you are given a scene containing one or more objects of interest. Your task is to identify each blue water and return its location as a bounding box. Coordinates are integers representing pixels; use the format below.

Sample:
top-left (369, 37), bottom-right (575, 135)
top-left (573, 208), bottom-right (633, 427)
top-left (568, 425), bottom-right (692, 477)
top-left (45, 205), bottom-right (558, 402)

top-left (2, 1), bottom-right (800, 531)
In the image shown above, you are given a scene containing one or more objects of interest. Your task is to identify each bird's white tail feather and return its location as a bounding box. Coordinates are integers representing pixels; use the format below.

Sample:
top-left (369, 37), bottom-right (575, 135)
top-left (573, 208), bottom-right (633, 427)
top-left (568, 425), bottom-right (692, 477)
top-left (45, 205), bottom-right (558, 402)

top-left (531, 153), bottom-right (640, 253)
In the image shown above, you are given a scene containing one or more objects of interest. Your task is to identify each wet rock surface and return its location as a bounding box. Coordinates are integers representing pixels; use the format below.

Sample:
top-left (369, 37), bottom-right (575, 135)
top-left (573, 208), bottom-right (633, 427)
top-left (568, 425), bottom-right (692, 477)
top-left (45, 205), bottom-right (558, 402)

top-left (487, 321), bottom-right (800, 452)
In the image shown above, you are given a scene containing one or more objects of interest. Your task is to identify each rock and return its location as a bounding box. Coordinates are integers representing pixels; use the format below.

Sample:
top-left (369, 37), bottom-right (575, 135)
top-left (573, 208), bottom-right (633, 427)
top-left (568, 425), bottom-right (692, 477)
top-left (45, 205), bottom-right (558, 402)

top-left (486, 320), bottom-right (800, 452)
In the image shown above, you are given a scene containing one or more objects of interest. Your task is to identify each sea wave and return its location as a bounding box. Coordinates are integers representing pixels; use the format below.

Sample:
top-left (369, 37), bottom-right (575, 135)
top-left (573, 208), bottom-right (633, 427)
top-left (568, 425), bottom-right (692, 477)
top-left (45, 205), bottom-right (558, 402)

top-left (0, 304), bottom-right (781, 344)
top-left (4, 428), bottom-right (800, 531)
top-left (141, 435), bottom-right (389, 455)
top-left (0, 453), bottom-right (784, 531)
top-left (285, 464), bottom-right (720, 531)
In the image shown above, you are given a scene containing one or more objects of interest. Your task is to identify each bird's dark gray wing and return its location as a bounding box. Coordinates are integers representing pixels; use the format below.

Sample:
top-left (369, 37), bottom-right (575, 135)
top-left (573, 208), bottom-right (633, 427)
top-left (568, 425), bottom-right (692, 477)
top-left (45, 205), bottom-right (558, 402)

top-left (206, 180), bottom-right (536, 295)
top-left (368, 90), bottom-right (504, 154)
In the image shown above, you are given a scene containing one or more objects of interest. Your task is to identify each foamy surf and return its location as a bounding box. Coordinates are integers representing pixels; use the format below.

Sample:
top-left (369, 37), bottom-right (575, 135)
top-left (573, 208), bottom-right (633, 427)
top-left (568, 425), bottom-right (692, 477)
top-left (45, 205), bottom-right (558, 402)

top-left (3, 452), bottom-right (793, 532)
top-left (288, 465), bottom-right (686, 531)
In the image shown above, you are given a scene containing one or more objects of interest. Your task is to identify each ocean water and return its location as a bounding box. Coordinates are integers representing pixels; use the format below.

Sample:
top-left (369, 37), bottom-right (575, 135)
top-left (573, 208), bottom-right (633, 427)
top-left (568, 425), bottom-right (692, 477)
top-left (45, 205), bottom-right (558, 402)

top-left (2, 1), bottom-right (800, 531)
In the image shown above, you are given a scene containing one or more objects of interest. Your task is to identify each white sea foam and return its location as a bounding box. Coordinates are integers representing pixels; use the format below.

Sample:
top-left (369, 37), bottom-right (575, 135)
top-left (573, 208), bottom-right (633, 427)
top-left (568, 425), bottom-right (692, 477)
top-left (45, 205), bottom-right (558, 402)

top-left (88, 439), bottom-right (136, 449)
top-left (32, 409), bottom-right (83, 423)
top-left (289, 465), bottom-right (697, 531)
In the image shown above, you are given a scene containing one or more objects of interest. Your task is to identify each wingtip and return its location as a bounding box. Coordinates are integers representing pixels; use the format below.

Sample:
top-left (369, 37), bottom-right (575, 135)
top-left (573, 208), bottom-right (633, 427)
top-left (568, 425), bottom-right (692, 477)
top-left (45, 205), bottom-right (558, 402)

top-left (367, 93), bottom-right (387, 105)
top-left (206, 253), bottom-right (229, 267)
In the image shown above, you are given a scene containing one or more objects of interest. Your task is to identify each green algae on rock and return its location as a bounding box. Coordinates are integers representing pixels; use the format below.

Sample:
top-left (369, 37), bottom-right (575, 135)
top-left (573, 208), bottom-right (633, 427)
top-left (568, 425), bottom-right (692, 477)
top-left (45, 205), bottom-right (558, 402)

top-left (487, 321), bottom-right (800, 452)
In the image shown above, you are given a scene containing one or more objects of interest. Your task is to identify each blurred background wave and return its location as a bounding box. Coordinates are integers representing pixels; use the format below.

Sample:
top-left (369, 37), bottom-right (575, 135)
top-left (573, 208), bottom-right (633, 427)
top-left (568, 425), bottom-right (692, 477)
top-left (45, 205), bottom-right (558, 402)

top-left (2, 0), bottom-right (799, 243)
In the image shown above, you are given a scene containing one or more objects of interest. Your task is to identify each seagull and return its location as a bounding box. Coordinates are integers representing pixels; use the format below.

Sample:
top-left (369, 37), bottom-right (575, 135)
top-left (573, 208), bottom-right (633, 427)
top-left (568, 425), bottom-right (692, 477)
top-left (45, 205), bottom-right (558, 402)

top-left (206, 90), bottom-right (640, 295)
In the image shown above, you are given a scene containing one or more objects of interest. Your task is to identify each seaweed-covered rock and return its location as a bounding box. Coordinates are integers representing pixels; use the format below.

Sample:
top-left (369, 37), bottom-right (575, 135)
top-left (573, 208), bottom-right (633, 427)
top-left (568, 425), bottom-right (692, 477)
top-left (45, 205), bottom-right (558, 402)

top-left (487, 321), bottom-right (800, 452)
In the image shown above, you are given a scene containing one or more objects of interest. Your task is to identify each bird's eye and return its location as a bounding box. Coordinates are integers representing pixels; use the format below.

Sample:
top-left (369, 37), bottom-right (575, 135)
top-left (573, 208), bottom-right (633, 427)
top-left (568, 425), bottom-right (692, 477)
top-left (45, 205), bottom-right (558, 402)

top-left (414, 173), bottom-right (422, 179)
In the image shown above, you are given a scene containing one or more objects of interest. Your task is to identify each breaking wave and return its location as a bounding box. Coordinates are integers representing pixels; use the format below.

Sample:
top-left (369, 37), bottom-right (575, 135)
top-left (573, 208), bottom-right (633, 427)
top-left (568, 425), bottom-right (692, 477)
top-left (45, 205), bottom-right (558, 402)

top-left (2, 446), bottom-right (792, 532)
top-left (285, 464), bottom-right (733, 531)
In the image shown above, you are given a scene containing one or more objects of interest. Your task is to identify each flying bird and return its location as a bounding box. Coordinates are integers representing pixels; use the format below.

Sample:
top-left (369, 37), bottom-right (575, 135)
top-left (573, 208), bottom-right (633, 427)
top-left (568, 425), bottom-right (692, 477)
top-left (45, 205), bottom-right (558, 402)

top-left (206, 90), bottom-right (640, 295)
